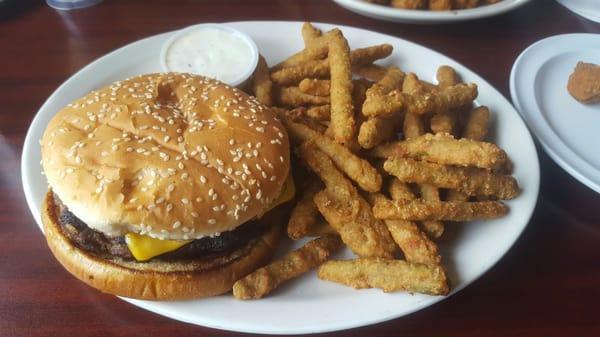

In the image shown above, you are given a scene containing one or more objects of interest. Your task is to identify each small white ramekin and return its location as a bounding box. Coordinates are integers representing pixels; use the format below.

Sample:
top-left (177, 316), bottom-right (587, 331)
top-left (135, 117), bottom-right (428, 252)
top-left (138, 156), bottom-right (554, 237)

top-left (159, 23), bottom-right (259, 88)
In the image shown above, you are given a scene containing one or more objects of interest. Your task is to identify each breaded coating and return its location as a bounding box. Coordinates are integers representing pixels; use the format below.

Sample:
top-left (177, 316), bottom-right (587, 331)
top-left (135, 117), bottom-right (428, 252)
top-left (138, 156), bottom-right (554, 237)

top-left (369, 194), bottom-right (441, 265)
top-left (567, 61), bottom-right (600, 103)
top-left (271, 44), bottom-right (393, 86)
top-left (301, 22), bottom-right (322, 45)
top-left (372, 133), bottom-right (507, 169)
top-left (390, 0), bottom-right (427, 9)
top-left (462, 106), bottom-right (490, 141)
top-left (277, 86), bottom-right (330, 107)
top-left (299, 78), bottom-right (330, 96)
top-left (436, 65), bottom-right (460, 89)
top-left (306, 104), bottom-right (331, 120)
top-left (300, 144), bottom-right (396, 258)
top-left (287, 178), bottom-right (324, 240)
top-left (271, 29), bottom-right (338, 71)
top-left (372, 197), bottom-right (508, 221)
top-left (383, 157), bottom-right (520, 199)
top-left (318, 258), bottom-right (449, 295)
top-left (358, 116), bottom-right (402, 149)
top-left (362, 83), bottom-right (477, 118)
top-left (283, 117), bottom-right (382, 192)
top-left (429, 0), bottom-right (452, 10)
top-left (353, 63), bottom-right (388, 82)
top-left (328, 32), bottom-right (356, 144)
top-left (233, 235), bottom-right (343, 299)
top-left (252, 55), bottom-right (274, 107)
top-left (388, 178), bottom-right (416, 201)
top-left (418, 185), bottom-right (445, 238)
top-left (358, 67), bottom-right (406, 149)
top-left (314, 190), bottom-right (396, 259)
top-left (271, 60), bottom-right (330, 86)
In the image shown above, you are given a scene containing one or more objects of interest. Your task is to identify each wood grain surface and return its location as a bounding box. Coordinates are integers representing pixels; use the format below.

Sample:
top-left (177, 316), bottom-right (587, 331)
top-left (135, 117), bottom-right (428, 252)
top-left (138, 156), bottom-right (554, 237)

top-left (1, 1), bottom-right (599, 336)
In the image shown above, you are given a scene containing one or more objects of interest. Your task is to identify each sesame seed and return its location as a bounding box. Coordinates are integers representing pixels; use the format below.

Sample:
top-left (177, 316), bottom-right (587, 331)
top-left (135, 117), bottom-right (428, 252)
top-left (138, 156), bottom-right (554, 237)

top-left (208, 219), bottom-right (216, 225)
top-left (172, 221), bottom-right (181, 229)
top-left (181, 198), bottom-right (189, 204)
top-left (166, 203), bottom-right (174, 212)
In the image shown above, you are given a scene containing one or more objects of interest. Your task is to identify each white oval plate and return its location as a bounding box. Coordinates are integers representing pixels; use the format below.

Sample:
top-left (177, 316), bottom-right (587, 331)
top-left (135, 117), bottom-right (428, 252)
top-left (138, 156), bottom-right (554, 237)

top-left (510, 33), bottom-right (600, 194)
top-left (332, 0), bottom-right (531, 24)
top-left (555, 0), bottom-right (600, 23)
top-left (22, 21), bottom-right (539, 334)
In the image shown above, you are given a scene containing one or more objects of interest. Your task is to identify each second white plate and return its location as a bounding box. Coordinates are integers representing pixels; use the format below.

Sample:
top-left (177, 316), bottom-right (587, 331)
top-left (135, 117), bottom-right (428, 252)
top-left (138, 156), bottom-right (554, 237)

top-left (510, 33), bottom-right (600, 194)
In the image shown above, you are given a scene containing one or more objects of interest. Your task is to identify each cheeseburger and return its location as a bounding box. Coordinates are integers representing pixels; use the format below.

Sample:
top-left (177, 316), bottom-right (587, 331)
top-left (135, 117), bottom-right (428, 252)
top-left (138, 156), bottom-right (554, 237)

top-left (40, 73), bottom-right (293, 300)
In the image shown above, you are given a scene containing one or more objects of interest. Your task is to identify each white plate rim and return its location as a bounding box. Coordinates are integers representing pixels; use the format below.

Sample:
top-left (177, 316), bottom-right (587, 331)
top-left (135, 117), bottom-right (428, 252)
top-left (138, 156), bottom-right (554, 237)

top-left (555, 0), bottom-right (600, 23)
top-left (332, 0), bottom-right (531, 23)
top-left (509, 33), bottom-right (600, 194)
top-left (21, 20), bottom-right (540, 334)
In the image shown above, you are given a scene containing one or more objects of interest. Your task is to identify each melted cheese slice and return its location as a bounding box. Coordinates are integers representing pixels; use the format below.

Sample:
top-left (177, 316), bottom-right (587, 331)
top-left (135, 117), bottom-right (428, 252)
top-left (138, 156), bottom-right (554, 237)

top-left (125, 175), bottom-right (295, 261)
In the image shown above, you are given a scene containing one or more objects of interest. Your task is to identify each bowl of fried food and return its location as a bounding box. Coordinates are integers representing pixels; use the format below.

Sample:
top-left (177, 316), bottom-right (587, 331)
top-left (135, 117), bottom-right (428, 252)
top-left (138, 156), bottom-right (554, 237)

top-left (333, 0), bottom-right (531, 23)
top-left (231, 22), bottom-right (526, 301)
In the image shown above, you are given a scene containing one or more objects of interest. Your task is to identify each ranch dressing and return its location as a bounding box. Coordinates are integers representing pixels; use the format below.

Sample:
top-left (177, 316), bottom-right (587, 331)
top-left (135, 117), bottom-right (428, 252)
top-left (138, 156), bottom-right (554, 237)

top-left (165, 27), bottom-right (255, 84)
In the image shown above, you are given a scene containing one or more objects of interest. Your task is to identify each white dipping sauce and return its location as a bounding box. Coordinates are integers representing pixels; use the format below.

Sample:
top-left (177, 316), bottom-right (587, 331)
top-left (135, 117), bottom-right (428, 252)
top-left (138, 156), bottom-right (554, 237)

top-left (165, 27), bottom-right (254, 84)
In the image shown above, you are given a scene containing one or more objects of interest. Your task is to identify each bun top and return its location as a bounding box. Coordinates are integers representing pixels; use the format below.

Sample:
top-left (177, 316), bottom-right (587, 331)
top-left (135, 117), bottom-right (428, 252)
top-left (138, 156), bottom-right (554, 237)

top-left (41, 73), bottom-right (290, 240)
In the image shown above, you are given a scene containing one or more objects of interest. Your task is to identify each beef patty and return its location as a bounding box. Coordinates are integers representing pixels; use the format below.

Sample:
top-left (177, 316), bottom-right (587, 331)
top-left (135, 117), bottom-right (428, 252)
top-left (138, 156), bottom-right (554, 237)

top-left (54, 194), bottom-right (267, 262)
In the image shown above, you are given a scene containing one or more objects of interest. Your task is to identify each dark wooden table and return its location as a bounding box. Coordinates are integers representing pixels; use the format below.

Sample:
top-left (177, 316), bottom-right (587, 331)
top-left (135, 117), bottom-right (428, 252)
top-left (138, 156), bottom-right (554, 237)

top-left (2, 1), bottom-right (599, 336)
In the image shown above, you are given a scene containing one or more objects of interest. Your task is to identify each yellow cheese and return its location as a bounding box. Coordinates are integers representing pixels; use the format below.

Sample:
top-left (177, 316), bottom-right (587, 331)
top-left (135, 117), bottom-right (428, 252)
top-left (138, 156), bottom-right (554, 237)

top-left (125, 175), bottom-right (295, 261)
top-left (125, 233), bottom-right (191, 261)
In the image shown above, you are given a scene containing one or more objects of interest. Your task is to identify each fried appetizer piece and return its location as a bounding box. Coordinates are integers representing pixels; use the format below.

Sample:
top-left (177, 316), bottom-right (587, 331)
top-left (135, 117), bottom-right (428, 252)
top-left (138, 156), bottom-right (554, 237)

top-left (390, 0), bottom-right (427, 9)
top-left (271, 44), bottom-right (394, 86)
top-left (306, 104), bottom-right (331, 120)
top-left (431, 65), bottom-right (461, 134)
top-left (306, 220), bottom-right (338, 237)
top-left (402, 74), bottom-right (427, 140)
top-left (301, 22), bottom-right (322, 45)
top-left (299, 78), bottom-right (331, 96)
top-left (277, 86), bottom-right (331, 107)
top-left (252, 55), bottom-right (274, 107)
top-left (353, 63), bottom-right (388, 81)
top-left (369, 194), bottom-right (441, 265)
top-left (372, 197), bottom-right (508, 221)
top-left (383, 158), bottom-right (519, 199)
top-left (462, 105), bottom-right (490, 140)
top-left (328, 34), bottom-right (356, 145)
top-left (567, 62), bottom-right (600, 104)
top-left (362, 83), bottom-right (478, 118)
top-left (358, 67), bottom-right (406, 149)
top-left (429, 0), bottom-right (452, 10)
top-left (233, 235), bottom-right (343, 299)
top-left (283, 116), bottom-right (382, 192)
top-left (271, 61), bottom-right (330, 86)
top-left (271, 28), bottom-right (338, 71)
top-left (300, 144), bottom-right (396, 258)
top-left (437, 65), bottom-right (461, 88)
top-left (318, 258), bottom-right (449, 295)
top-left (314, 190), bottom-right (396, 259)
top-left (417, 185), bottom-right (445, 238)
top-left (372, 133), bottom-right (507, 169)
top-left (287, 178), bottom-right (324, 240)
top-left (388, 178), bottom-right (416, 201)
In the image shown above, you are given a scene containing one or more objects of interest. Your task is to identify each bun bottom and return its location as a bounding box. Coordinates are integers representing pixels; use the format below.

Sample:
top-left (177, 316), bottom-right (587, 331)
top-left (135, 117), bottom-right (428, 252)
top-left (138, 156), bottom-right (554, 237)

top-left (41, 191), bottom-right (280, 300)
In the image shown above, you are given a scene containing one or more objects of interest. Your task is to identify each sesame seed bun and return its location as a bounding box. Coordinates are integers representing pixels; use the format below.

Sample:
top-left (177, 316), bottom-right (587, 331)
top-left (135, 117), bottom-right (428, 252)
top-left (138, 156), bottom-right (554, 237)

top-left (41, 73), bottom-right (290, 240)
top-left (42, 191), bottom-right (281, 300)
